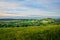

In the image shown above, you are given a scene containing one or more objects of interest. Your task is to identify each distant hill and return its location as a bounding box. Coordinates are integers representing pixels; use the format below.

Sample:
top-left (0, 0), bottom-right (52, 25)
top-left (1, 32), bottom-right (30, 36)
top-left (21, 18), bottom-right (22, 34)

top-left (0, 15), bottom-right (60, 19)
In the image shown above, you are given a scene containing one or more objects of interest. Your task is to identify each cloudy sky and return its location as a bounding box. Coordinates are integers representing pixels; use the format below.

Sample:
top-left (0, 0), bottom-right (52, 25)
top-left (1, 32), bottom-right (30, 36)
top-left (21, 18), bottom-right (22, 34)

top-left (0, 0), bottom-right (60, 18)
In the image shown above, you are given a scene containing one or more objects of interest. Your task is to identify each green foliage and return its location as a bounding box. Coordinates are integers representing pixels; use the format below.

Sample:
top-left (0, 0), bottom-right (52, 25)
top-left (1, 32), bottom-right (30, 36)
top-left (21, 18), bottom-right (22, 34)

top-left (0, 18), bottom-right (58, 27)
top-left (0, 25), bottom-right (60, 40)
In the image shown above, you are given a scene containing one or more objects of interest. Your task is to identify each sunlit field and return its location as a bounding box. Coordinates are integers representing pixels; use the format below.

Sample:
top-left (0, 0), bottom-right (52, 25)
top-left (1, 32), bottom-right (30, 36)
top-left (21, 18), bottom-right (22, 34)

top-left (0, 25), bottom-right (60, 40)
top-left (0, 18), bottom-right (60, 40)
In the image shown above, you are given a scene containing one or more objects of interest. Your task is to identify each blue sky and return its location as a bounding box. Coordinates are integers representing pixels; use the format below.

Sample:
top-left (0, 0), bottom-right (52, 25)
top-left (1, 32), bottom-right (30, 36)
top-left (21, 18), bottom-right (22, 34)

top-left (0, 0), bottom-right (60, 18)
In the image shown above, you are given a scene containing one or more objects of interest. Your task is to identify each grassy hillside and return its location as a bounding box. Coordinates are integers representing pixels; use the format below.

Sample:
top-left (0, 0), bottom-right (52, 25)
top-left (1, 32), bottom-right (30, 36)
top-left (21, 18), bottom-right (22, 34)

top-left (0, 25), bottom-right (60, 40)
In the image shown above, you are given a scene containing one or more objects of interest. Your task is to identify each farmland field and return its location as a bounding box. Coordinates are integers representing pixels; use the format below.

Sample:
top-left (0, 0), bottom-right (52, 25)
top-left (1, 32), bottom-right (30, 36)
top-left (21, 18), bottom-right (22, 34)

top-left (0, 18), bottom-right (60, 40)
top-left (0, 18), bottom-right (60, 27)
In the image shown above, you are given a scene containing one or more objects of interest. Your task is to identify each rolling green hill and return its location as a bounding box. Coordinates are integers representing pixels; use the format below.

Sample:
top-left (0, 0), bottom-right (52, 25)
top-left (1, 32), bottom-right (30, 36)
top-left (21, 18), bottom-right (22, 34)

top-left (0, 18), bottom-right (59, 27)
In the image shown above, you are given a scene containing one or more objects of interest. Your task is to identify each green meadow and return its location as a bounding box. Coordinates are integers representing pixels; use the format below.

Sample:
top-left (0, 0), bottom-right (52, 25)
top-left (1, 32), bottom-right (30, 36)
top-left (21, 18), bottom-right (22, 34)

top-left (0, 18), bottom-right (60, 40)
top-left (0, 25), bottom-right (60, 40)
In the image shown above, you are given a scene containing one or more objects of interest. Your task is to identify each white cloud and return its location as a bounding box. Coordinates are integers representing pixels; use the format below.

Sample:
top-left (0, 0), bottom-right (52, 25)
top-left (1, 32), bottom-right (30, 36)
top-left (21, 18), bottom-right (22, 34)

top-left (0, 10), bottom-right (29, 16)
top-left (0, 2), bottom-right (18, 9)
top-left (28, 8), bottom-right (60, 16)
top-left (24, 0), bottom-right (60, 12)
top-left (0, 0), bottom-right (60, 18)
top-left (0, 7), bottom-right (60, 17)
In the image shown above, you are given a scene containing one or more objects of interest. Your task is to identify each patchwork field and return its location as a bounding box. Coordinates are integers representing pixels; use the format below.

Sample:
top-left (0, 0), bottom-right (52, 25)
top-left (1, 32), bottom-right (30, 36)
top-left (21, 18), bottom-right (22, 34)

top-left (0, 18), bottom-right (60, 27)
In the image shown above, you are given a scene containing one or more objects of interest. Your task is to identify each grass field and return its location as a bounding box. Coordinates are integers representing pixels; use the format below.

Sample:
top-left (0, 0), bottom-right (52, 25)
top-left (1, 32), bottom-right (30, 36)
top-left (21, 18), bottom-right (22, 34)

top-left (0, 25), bottom-right (60, 40)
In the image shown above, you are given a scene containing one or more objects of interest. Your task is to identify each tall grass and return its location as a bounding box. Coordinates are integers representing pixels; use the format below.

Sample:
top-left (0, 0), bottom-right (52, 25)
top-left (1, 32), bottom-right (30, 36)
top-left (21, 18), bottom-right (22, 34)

top-left (0, 25), bottom-right (60, 40)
